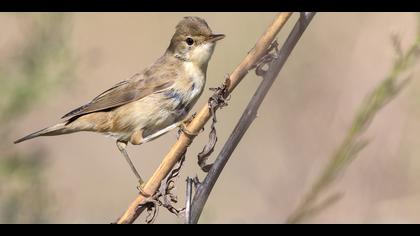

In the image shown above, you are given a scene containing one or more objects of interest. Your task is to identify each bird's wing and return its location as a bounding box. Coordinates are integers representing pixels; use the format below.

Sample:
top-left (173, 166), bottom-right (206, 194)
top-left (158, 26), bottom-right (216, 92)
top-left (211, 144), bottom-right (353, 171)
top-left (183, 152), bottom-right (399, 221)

top-left (61, 72), bottom-right (175, 119)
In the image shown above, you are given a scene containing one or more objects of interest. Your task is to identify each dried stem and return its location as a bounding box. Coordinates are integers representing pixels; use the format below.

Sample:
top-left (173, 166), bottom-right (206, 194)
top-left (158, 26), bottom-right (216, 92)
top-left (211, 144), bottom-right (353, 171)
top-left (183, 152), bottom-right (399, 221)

top-left (187, 12), bottom-right (316, 224)
top-left (116, 12), bottom-right (293, 224)
top-left (286, 15), bottom-right (420, 223)
top-left (184, 177), bottom-right (193, 224)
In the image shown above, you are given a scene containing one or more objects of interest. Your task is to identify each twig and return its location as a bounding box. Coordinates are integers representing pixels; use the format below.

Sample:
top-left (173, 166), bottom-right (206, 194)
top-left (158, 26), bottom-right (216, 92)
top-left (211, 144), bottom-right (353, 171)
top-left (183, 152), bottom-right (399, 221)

top-left (185, 177), bottom-right (193, 224)
top-left (120, 152), bottom-right (187, 224)
top-left (187, 12), bottom-right (316, 224)
top-left (286, 16), bottom-right (420, 223)
top-left (115, 12), bottom-right (293, 224)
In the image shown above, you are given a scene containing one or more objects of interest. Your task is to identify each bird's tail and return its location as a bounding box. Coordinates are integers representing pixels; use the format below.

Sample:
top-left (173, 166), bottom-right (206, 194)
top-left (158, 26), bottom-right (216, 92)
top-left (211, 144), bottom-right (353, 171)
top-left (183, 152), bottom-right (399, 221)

top-left (14, 122), bottom-right (70, 144)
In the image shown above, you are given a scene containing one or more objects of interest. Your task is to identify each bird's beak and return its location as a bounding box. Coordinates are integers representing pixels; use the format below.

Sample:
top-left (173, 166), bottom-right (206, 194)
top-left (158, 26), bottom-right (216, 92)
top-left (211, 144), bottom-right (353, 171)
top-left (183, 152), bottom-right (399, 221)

top-left (207, 34), bottom-right (225, 43)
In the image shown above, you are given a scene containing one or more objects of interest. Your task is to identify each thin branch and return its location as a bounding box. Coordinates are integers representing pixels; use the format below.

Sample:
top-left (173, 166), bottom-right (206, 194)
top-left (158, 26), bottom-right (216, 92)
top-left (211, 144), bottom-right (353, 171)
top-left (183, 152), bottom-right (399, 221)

top-left (184, 177), bottom-right (193, 224)
top-left (187, 12), bottom-right (316, 224)
top-left (115, 12), bottom-right (293, 224)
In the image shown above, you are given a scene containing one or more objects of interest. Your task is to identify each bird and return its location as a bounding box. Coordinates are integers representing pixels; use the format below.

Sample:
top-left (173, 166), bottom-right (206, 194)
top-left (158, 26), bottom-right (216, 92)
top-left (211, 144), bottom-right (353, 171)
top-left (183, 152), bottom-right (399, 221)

top-left (14, 16), bottom-right (225, 189)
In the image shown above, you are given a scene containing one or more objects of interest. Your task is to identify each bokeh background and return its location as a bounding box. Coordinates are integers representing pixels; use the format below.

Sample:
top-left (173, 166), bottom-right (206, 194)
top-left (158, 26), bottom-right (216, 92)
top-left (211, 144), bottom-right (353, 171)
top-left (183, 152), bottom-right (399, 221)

top-left (1, 13), bottom-right (420, 224)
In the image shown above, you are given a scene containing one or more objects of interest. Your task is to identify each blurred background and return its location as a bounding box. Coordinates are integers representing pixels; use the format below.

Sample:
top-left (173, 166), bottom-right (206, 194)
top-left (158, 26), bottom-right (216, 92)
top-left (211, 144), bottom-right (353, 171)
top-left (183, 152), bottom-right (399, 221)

top-left (1, 13), bottom-right (419, 224)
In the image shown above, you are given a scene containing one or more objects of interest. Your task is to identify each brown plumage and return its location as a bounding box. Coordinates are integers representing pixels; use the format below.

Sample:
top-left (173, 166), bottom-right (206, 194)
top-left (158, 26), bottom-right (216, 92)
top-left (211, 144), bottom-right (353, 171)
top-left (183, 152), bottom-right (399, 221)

top-left (14, 16), bottom-right (225, 186)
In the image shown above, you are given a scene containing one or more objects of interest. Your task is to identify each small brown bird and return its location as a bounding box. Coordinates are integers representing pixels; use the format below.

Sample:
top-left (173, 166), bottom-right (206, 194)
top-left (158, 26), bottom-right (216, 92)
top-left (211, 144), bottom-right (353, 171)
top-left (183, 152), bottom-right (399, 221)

top-left (14, 16), bottom-right (225, 187)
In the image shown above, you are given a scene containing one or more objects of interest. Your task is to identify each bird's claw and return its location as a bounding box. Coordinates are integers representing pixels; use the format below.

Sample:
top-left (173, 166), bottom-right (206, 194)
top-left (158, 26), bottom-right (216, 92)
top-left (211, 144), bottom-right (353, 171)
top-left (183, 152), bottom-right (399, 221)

top-left (137, 181), bottom-right (151, 198)
top-left (179, 122), bottom-right (200, 137)
top-left (178, 113), bottom-right (201, 137)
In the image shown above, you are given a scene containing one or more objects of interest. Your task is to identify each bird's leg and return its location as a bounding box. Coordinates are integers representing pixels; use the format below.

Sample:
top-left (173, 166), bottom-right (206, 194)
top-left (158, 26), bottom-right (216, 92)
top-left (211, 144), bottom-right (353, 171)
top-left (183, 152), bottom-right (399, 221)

top-left (116, 140), bottom-right (149, 196)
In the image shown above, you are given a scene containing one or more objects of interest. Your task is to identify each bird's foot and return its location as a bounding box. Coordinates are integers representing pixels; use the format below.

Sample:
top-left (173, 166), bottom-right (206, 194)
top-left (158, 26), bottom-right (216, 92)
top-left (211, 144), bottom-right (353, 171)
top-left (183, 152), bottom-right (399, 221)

top-left (137, 181), bottom-right (151, 198)
top-left (178, 113), bottom-right (202, 137)
top-left (179, 122), bottom-right (200, 137)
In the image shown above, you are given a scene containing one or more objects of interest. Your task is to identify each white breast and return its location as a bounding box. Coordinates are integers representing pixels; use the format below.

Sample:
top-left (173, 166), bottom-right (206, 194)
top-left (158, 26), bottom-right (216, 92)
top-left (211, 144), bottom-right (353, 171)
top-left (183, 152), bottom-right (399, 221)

top-left (184, 62), bottom-right (205, 100)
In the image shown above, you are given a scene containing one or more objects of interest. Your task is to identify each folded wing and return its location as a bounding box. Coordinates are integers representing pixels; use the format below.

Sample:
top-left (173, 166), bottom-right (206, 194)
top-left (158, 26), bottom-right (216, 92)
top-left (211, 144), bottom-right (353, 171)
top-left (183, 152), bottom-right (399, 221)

top-left (62, 72), bottom-right (174, 119)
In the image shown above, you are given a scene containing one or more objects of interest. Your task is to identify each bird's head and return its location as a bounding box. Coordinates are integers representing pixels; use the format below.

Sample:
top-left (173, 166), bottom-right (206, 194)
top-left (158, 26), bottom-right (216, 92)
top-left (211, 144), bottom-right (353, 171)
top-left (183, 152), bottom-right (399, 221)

top-left (166, 16), bottom-right (225, 67)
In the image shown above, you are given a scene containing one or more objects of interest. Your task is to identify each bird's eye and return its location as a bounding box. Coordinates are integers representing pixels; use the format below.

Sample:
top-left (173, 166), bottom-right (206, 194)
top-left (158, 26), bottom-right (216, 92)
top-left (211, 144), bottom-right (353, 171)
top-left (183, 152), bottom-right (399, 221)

top-left (186, 37), bottom-right (194, 45)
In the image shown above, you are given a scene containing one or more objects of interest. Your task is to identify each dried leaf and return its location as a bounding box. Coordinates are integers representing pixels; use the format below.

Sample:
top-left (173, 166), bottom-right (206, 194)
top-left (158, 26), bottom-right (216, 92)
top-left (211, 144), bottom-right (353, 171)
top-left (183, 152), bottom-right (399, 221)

top-left (197, 77), bottom-right (231, 172)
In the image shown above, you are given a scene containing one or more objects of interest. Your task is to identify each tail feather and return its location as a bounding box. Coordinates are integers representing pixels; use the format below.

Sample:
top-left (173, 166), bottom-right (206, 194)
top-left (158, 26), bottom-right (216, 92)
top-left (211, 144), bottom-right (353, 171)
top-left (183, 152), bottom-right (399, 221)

top-left (14, 123), bottom-right (68, 144)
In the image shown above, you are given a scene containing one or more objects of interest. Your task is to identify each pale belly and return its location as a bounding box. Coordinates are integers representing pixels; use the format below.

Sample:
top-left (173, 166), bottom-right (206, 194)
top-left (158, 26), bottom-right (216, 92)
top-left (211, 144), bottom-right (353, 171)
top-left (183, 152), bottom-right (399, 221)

top-left (105, 86), bottom-right (202, 143)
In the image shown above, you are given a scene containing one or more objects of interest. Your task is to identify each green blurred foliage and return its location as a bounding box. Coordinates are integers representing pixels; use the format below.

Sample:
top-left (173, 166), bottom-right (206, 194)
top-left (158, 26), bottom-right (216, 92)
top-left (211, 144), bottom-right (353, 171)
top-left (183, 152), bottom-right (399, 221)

top-left (0, 13), bottom-right (74, 125)
top-left (0, 13), bottom-right (75, 223)
top-left (0, 152), bottom-right (50, 223)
